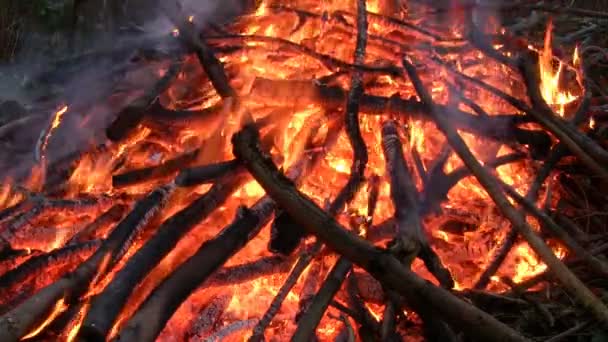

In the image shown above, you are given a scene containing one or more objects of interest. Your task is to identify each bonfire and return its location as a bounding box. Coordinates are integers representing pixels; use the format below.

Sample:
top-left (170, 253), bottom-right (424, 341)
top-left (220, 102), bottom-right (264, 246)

top-left (0, 0), bottom-right (607, 341)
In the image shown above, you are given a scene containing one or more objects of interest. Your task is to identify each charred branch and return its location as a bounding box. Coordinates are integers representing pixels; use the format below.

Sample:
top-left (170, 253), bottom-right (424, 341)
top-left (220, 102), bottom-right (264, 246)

top-left (42, 144), bottom-right (108, 194)
top-left (0, 184), bottom-right (173, 341)
top-left (249, 241), bottom-right (322, 342)
top-left (114, 198), bottom-right (276, 342)
top-left (203, 319), bottom-right (258, 342)
top-left (381, 120), bottom-right (453, 288)
top-left (0, 240), bottom-right (99, 309)
top-left (32, 300), bottom-right (87, 341)
top-left (112, 149), bottom-right (201, 188)
top-left (232, 124), bottom-right (527, 341)
top-left (294, 38), bottom-right (372, 341)
top-left (292, 257), bottom-right (353, 341)
top-left (106, 59), bottom-right (183, 142)
top-left (473, 84), bottom-right (593, 290)
top-left (380, 297), bottom-right (398, 341)
top-left (291, 6), bottom-right (371, 337)
top-left (207, 34), bottom-right (401, 77)
top-left (500, 181), bottom-right (608, 278)
top-left (248, 78), bottom-right (551, 157)
top-left (247, 121), bottom-right (346, 341)
top-left (435, 53), bottom-right (608, 176)
top-left (268, 114), bottom-right (329, 256)
top-left (517, 53), bottom-right (608, 178)
top-left (67, 204), bottom-right (128, 244)
top-left (205, 255), bottom-right (294, 287)
top-left (185, 294), bottom-right (232, 341)
top-left (269, 210), bottom-right (308, 256)
top-left (420, 152), bottom-right (525, 216)
top-left (403, 57), bottom-right (608, 325)
top-left (161, 1), bottom-right (236, 99)
top-left (176, 159), bottom-right (240, 187)
top-left (296, 258), bottom-right (323, 321)
top-left (80, 171), bottom-right (245, 341)
top-left (268, 5), bottom-right (447, 42)
top-left (345, 272), bottom-right (381, 337)
top-left (0, 195), bottom-right (113, 254)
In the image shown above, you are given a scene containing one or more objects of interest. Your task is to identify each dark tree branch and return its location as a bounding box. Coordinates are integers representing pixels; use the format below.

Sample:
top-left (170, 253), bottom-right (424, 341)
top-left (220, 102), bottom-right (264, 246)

top-left (402, 57), bottom-right (608, 325)
top-left (232, 124), bottom-right (527, 341)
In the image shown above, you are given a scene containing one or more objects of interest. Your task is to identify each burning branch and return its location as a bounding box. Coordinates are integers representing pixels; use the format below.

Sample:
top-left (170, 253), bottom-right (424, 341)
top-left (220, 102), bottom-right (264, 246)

top-left (0, 240), bottom-right (100, 307)
top-left (232, 124), bottom-right (527, 341)
top-left (114, 198), bottom-right (276, 341)
top-left (112, 148), bottom-right (201, 188)
top-left (402, 57), bottom-right (608, 326)
top-left (106, 59), bottom-right (184, 142)
top-left (67, 204), bottom-right (128, 244)
top-left (160, 1), bottom-right (236, 99)
top-left (0, 184), bottom-right (173, 341)
top-left (34, 105), bottom-right (69, 164)
top-left (175, 159), bottom-right (240, 187)
top-left (249, 78), bottom-right (552, 156)
top-left (291, 3), bottom-right (370, 337)
top-left (80, 171), bottom-right (246, 340)
top-left (381, 120), bottom-right (453, 288)
top-left (207, 34), bottom-right (401, 76)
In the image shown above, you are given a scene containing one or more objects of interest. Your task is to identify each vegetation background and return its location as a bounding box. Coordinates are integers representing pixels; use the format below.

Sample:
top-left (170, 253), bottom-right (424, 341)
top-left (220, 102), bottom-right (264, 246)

top-left (2, 0), bottom-right (608, 62)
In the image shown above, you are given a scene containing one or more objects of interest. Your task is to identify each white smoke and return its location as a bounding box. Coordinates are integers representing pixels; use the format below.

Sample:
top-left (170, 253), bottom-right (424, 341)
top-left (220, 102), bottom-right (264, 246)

top-left (0, 0), bottom-right (253, 180)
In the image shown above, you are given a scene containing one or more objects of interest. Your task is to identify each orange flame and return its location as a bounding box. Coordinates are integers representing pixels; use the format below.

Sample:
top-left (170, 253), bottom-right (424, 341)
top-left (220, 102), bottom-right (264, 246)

top-left (40, 105), bottom-right (69, 160)
top-left (538, 20), bottom-right (577, 116)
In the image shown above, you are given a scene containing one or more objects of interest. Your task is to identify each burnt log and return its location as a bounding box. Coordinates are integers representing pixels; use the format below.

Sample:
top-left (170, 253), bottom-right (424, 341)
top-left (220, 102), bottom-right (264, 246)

top-left (0, 240), bottom-right (99, 296)
top-left (206, 255), bottom-right (294, 287)
top-left (161, 1), bottom-right (236, 99)
top-left (269, 209), bottom-right (308, 256)
top-left (0, 196), bottom-right (113, 256)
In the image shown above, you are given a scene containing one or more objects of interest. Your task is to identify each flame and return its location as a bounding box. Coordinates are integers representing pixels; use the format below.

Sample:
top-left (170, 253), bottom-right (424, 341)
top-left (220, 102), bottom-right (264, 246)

top-left (512, 244), bottom-right (567, 283)
top-left (573, 46), bottom-right (580, 67)
top-left (0, 1), bottom-right (579, 340)
top-left (538, 20), bottom-right (578, 116)
top-left (40, 105), bottom-right (69, 161)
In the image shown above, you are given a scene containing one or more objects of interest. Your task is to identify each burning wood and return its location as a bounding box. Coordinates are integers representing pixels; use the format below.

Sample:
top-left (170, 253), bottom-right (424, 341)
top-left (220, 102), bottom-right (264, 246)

top-left (1, 0), bottom-right (607, 340)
